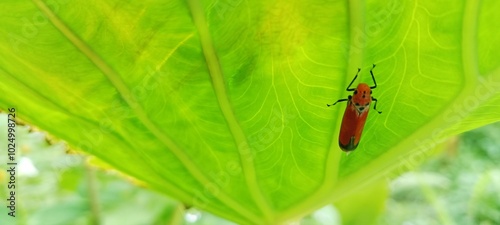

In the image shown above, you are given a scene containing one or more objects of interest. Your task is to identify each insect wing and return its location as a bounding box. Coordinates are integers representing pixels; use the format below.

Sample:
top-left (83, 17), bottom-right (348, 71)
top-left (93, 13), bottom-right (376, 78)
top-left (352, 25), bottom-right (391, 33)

top-left (338, 101), bottom-right (370, 151)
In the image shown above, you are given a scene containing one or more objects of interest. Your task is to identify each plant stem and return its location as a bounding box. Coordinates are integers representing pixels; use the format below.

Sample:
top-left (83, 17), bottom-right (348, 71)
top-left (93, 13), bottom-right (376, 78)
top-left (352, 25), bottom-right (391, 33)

top-left (85, 162), bottom-right (101, 225)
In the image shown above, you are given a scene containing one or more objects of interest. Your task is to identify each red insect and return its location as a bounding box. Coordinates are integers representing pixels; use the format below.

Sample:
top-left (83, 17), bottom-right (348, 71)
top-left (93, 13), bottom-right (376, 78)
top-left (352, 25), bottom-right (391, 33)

top-left (327, 64), bottom-right (382, 152)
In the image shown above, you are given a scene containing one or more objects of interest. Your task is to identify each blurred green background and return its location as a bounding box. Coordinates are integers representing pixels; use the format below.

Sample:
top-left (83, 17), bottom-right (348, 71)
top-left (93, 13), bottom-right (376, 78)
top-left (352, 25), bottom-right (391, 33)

top-left (1, 114), bottom-right (499, 225)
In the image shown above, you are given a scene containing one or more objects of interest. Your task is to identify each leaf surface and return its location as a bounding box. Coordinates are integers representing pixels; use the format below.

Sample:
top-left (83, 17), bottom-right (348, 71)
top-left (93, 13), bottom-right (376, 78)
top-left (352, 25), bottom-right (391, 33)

top-left (1, 0), bottom-right (499, 223)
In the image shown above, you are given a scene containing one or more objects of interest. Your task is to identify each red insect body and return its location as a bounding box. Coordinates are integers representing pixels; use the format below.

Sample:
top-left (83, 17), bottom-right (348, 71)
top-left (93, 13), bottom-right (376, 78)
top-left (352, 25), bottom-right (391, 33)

top-left (328, 65), bottom-right (381, 152)
top-left (338, 84), bottom-right (371, 151)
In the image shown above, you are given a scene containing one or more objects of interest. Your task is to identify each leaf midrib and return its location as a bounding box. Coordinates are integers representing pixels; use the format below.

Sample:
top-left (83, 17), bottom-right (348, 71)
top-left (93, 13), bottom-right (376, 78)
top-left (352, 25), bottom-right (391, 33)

top-left (277, 0), bottom-right (479, 221)
top-left (354, 0), bottom-right (477, 213)
top-left (185, 0), bottom-right (273, 221)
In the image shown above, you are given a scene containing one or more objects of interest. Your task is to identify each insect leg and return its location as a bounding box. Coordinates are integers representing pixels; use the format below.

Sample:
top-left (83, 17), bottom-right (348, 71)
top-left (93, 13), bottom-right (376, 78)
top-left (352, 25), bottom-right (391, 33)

top-left (371, 97), bottom-right (382, 113)
top-left (370, 64), bottom-right (377, 89)
top-left (327, 98), bottom-right (349, 107)
top-left (346, 68), bottom-right (361, 91)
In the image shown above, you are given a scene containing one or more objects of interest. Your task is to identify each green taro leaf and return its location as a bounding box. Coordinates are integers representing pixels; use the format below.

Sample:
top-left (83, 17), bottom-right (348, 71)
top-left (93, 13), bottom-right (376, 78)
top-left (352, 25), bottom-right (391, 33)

top-left (1, 0), bottom-right (500, 224)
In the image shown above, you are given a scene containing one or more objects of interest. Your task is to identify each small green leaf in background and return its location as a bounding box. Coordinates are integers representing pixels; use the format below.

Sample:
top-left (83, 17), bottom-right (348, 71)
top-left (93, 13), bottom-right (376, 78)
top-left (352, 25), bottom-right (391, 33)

top-left (1, 0), bottom-right (500, 224)
top-left (335, 180), bottom-right (388, 225)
